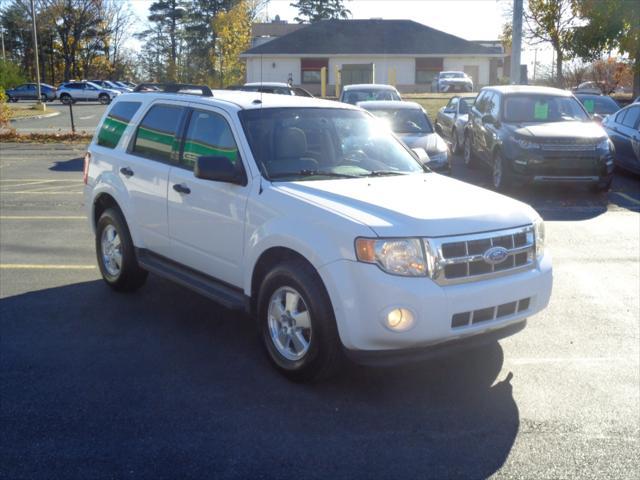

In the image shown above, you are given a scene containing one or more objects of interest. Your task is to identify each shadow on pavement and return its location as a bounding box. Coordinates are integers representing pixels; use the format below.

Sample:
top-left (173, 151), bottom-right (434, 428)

top-left (1, 276), bottom-right (518, 479)
top-left (49, 157), bottom-right (83, 172)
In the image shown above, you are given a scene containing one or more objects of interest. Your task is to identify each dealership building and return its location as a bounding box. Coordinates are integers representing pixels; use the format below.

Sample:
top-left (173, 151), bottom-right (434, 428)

top-left (242, 19), bottom-right (507, 94)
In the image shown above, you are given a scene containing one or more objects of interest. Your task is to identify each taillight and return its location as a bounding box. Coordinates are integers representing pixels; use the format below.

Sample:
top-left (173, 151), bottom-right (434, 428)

top-left (83, 151), bottom-right (91, 184)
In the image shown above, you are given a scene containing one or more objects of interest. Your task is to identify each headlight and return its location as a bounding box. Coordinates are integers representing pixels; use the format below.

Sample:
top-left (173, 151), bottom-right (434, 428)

top-left (355, 238), bottom-right (427, 276)
top-left (596, 137), bottom-right (613, 151)
top-left (428, 151), bottom-right (448, 165)
top-left (514, 137), bottom-right (540, 150)
top-left (533, 217), bottom-right (545, 259)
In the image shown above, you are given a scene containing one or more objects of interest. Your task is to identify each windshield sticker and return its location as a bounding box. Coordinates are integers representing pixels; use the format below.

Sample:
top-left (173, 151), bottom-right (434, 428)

top-left (583, 99), bottom-right (595, 113)
top-left (534, 101), bottom-right (549, 120)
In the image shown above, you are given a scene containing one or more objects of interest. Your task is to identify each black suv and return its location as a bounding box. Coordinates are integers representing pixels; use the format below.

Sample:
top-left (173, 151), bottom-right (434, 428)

top-left (463, 85), bottom-right (614, 191)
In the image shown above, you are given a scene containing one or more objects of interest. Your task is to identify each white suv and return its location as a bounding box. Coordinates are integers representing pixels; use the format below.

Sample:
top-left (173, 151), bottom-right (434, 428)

top-left (84, 85), bottom-right (553, 381)
top-left (58, 81), bottom-right (120, 105)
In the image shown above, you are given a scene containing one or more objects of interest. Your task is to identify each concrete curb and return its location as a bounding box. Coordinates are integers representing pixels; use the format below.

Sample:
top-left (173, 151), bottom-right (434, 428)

top-left (9, 111), bottom-right (62, 122)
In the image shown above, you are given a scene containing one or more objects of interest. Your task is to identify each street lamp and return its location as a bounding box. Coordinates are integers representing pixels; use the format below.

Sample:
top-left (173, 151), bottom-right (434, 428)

top-left (30, 0), bottom-right (44, 110)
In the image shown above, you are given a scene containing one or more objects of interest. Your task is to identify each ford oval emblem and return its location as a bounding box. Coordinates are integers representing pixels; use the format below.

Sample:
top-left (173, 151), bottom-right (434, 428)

top-left (483, 246), bottom-right (509, 265)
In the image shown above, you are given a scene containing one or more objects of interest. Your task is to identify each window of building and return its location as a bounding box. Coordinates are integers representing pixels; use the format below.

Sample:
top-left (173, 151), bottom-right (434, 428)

top-left (416, 58), bottom-right (443, 84)
top-left (301, 58), bottom-right (328, 84)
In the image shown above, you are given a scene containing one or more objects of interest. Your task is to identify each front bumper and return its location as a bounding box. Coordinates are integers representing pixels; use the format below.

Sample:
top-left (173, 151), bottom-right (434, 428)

top-left (318, 252), bottom-right (552, 354)
top-left (508, 149), bottom-right (614, 184)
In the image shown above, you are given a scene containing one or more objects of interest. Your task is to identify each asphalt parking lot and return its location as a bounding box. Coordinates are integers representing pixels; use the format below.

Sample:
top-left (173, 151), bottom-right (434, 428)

top-left (9, 101), bottom-right (107, 134)
top-left (1, 143), bottom-right (639, 479)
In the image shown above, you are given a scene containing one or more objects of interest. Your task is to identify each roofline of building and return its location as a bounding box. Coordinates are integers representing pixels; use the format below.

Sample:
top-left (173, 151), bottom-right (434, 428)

top-left (240, 53), bottom-right (508, 59)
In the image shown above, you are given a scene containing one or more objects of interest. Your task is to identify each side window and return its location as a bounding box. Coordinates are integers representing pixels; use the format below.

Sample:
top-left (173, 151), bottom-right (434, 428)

top-left (615, 109), bottom-right (627, 124)
top-left (97, 101), bottom-right (142, 149)
top-left (181, 110), bottom-right (240, 171)
top-left (621, 106), bottom-right (640, 129)
top-left (474, 91), bottom-right (488, 113)
top-left (133, 104), bottom-right (185, 162)
top-left (489, 92), bottom-right (501, 118)
top-left (446, 98), bottom-right (459, 110)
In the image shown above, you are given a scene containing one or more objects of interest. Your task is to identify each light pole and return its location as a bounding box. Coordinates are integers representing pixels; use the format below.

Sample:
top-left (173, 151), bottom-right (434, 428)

top-left (510, 0), bottom-right (523, 85)
top-left (1, 26), bottom-right (6, 63)
top-left (30, 0), bottom-right (44, 110)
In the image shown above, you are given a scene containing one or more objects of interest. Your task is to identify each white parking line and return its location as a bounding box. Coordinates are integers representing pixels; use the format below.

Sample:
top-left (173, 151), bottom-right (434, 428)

top-left (0, 264), bottom-right (96, 270)
top-left (0, 191), bottom-right (83, 195)
top-left (0, 216), bottom-right (85, 220)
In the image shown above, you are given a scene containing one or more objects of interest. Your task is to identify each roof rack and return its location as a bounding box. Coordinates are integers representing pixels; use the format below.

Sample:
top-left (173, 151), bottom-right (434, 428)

top-left (133, 83), bottom-right (213, 97)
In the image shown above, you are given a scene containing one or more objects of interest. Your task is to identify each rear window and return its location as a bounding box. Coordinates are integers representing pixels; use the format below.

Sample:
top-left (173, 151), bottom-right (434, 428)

top-left (97, 101), bottom-right (142, 149)
top-left (343, 89), bottom-right (401, 104)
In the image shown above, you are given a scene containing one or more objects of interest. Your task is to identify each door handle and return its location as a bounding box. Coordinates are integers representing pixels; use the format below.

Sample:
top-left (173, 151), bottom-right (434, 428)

top-left (120, 167), bottom-right (134, 178)
top-left (173, 183), bottom-right (191, 194)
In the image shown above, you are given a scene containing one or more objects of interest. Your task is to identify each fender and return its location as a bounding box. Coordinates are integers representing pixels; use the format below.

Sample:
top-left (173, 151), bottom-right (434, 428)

top-left (90, 169), bottom-right (141, 247)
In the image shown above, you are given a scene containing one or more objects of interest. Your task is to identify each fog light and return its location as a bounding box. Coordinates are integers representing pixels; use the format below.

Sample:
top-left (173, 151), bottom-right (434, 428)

top-left (385, 308), bottom-right (415, 331)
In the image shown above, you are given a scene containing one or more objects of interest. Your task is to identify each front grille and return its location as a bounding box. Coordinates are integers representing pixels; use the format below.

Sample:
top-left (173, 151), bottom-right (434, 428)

top-left (537, 137), bottom-right (598, 151)
top-left (427, 225), bottom-right (535, 285)
top-left (451, 297), bottom-right (531, 328)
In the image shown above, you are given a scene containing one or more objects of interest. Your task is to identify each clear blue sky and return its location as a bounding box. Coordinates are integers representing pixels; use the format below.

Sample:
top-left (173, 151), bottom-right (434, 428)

top-left (127, 0), bottom-right (552, 72)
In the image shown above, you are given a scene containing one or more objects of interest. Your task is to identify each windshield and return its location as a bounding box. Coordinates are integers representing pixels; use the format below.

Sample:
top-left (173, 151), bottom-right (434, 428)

top-left (368, 108), bottom-right (433, 134)
top-left (459, 97), bottom-right (476, 114)
top-left (343, 89), bottom-right (401, 104)
top-left (441, 72), bottom-right (464, 78)
top-left (503, 95), bottom-right (590, 123)
top-left (576, 95), bottom-right (620, 115)
top-left (239, 108), bottom-right (425, 181)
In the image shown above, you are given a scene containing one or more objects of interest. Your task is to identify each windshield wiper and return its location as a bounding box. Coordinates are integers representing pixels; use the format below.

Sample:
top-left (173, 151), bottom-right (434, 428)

top-left (269, 169), bottom-right (360, 180)
top-left (363, 170), bottom-right (411, 177)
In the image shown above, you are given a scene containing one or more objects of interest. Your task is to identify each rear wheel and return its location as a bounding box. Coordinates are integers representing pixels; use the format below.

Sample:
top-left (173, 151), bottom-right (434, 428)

top-left (451, 128), bottom-right (461, 153)
top-left (40, 94), bottom-right (48, 103)
top-left (96, 208), bottom-right (147, 292)
top-left (98, 93), bottom-right (110, 105)
top-left (492, 151), bottom-right (511, 191)
top-left (257, 259), bottom-right (341, 382)
top-left (60, 94), bottom-right (72, 105)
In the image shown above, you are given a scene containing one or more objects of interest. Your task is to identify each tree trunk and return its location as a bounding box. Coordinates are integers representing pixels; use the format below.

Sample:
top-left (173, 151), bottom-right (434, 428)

top-left (634, 51), bottom-right (640, 99)
top-left (556, 49), bottom-right (563, 88)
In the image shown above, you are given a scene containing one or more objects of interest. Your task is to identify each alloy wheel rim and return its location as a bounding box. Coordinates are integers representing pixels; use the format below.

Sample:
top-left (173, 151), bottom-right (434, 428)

top-left (267, 286), bottom-right (312, 361)
top-left (101, 224), bottom-right (122, 277)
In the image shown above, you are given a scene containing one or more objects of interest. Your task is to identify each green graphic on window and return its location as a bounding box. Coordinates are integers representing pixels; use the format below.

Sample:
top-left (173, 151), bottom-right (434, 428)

top-left (534, 101), bottom-right (549, 120)
top-left (583, 99), bottom-right (595, 113)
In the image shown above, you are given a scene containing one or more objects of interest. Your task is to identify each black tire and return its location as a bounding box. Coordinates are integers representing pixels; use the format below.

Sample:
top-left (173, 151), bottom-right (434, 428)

top-left (60, 94), bottom-right (72, 105)
top-left (463, 132), bottom-right (477, 168)
top-left (492, 150), bottom-right (511, 191)
top-left (98, 93), bottom-right (110, 105)
top-left (591, 177), bottom-right (612, 193)
top-left (9, 96), bottom-right (18, 103)
top-left (257, 259), bottom-right (342, 382)
top-left (96, 208), bottom-right (148, 292)
top-left (40, 94), bottom-right (47, 103)
top-left (451, 128), bottom-right (461, 154)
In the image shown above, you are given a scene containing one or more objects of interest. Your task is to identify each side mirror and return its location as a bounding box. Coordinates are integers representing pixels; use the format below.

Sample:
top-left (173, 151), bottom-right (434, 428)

top-left (411, 148), bottom-right (430, 163)
top-left (194, 155), bottom-right (246, 185)
top-left (482, 114), bottom-right (496, 125)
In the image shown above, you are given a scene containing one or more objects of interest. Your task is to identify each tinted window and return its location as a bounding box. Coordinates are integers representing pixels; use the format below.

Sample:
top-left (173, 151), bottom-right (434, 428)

top-left (459, 97), bottom-right (476, 114)
top-left (474, 91), bottom-right (489, 113)
top-left (181, 110), bottom-right (240, 170)
top-left (97, 101), bottom-right (142, 149)
top-left (446, 98), bottom-right (459, 110)
top-left (503, 95), bottom-right (589, 123)
top-left (133, 104), bottom-right (185, 162)
top-left (239, 108), bottom-right (424, 181)
top-left (577, 95), bottom-right (620, 115)
top-left (66, 83), bottom-right (82, 89)
top-left (488, 93), bottom-right (500, 118)
top-left (343, 89), bottom-right (401, 104)
top-left (621, 106), bottom-right (640, 129)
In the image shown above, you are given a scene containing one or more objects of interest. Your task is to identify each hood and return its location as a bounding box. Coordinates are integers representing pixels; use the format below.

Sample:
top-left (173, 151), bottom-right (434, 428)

top-left (397, 132), bottom-right (448, 154)
top-left (272, 173), bottom-right (537, 238)
top-left (508, 121), bottom-right (606, 140)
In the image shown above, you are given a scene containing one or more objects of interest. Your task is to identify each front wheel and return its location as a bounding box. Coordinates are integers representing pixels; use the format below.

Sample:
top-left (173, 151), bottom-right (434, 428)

top-left (257, 259), bottom-right (341, 382)
top-left (492, 151), bottom-right (511, 191)
top-left (463, 133), bottom-right (476, 167)
top-left (96, 208), bottom-right (148, 292)
top-left (98, 93), bottom-right (110, 105)
top-left (451, 128), bottom-right (461, 153)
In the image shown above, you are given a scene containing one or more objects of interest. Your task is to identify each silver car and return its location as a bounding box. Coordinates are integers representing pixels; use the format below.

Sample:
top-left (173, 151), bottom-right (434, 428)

top-left (435, 95), bottom-right (477, 153)
top-left (57, 81), bottom-right (120, 105)
top-left (432, 71), bottom-right (474, 93)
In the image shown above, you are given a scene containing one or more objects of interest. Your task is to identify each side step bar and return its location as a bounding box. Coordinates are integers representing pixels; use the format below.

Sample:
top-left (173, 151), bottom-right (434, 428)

top-left (136, 249), bottom-right (249, 312)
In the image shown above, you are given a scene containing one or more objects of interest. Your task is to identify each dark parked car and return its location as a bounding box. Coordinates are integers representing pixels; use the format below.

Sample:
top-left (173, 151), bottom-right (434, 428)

top-left (358, 100), bottom-right (451, 173)
top-left (463, 85), bottom-right (614, 191)
top-left (435, 95), bottom-right (477, 153)
top-left (6, 83), bottom-right (57, 102)
top-left (574, 94), bottom-right (620, 122)
top-left (235, 82), bottom-right (313, 97)
top-left (602, 103), bottom-right (640, 174)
